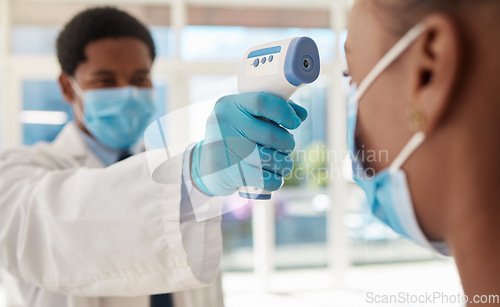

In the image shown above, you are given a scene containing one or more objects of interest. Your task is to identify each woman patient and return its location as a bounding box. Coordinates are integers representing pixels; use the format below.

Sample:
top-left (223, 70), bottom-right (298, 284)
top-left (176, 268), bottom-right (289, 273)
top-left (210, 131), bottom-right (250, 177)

top-left (344, 0), bottom-right (500, 304)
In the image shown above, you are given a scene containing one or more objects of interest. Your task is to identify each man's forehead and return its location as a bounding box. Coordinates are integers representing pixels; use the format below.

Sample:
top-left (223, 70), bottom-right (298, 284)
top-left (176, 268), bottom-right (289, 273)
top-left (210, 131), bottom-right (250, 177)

top-left (88, 69), bottom-right (151, 75)
top-left (83, 38), bottom-right (152, 63)
top-left (75, 38), bottom-right (152, 76)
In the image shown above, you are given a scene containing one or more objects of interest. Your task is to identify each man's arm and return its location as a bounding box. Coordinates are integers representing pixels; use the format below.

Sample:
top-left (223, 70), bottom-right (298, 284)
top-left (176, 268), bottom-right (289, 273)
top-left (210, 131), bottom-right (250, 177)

top-left (0, 148), bottom-right (222, 297)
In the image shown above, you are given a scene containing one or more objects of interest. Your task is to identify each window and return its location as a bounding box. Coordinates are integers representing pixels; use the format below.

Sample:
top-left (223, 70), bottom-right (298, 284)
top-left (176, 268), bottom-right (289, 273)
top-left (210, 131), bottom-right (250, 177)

top-left (10, 25), bottom-right (174, 57)
top-left (182, 26), bottom-right (335, 62)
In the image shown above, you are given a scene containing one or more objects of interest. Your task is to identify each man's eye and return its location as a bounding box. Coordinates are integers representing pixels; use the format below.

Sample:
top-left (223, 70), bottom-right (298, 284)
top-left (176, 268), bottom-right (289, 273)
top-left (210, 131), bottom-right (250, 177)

top-left (132, 77), bottom-right (151, 86)
top-left (96, 79), bottom-right (116, 86)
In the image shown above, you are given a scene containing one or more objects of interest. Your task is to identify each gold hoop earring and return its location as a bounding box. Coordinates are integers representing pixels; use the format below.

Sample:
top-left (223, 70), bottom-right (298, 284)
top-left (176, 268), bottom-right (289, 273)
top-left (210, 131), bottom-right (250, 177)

top-left (406, 106), bottom-right (426, 132)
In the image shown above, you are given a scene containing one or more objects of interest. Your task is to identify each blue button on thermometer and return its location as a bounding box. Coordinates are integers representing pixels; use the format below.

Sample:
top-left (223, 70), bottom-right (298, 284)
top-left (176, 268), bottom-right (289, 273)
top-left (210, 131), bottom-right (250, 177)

top-left (237, 37), bottom-right (321, 200)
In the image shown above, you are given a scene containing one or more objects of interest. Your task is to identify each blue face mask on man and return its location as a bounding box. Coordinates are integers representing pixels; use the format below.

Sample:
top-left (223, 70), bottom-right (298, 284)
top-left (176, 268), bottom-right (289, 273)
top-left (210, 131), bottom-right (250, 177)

top-left (347, 23), bottom-right (450, 256)
top-left (71, 80), bottom-right (156, 150)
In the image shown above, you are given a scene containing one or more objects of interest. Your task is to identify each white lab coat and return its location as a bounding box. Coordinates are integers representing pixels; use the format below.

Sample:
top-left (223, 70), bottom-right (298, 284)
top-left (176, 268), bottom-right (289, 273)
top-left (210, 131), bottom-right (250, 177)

top-left (0, 124), bottom-right (225, 307)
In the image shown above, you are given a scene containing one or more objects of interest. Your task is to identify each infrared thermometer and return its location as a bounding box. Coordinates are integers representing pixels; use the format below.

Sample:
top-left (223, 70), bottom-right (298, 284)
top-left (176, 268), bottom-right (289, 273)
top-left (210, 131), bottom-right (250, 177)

top-left (237, 36), bottom-right (321, 200)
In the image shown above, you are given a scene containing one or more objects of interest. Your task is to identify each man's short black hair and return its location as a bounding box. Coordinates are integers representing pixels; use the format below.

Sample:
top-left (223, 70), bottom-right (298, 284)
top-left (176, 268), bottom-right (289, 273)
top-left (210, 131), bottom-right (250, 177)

top-left (56, 7), bottom-right (156, 76)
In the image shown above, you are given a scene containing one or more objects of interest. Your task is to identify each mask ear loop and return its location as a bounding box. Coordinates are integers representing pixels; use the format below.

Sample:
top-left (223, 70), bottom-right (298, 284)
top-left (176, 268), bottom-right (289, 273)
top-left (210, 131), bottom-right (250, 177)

top-left (389, 132), bottom-right (426, 174)
top-left (349, 23), bottom-right (426, 105)
top-left (69, 78), bottom-right (86, 124)
top-left (345, 23), bottom-right (427, 175)
top-left (380, 25), bottom-right (428, 174)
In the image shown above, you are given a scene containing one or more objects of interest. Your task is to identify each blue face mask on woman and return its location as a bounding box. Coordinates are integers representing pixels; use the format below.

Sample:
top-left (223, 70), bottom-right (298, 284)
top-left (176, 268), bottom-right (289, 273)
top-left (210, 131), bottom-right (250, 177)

top-left (347, 23), bottom-right (450, 256)
top-left (71, 80), bottom-right (156, 150)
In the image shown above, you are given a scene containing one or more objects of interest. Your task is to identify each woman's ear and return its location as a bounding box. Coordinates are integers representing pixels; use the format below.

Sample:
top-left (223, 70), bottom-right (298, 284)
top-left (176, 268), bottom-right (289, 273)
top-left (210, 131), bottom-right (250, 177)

top-left (58, 73), bottom-right (77, 104)
top-left (410, 14), bottom-right (462, 133)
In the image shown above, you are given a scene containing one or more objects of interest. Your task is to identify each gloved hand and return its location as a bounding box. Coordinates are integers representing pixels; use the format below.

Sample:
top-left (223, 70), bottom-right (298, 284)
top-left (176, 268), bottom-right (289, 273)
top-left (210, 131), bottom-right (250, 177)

top-left (190, 92), bottom-right (308, 196)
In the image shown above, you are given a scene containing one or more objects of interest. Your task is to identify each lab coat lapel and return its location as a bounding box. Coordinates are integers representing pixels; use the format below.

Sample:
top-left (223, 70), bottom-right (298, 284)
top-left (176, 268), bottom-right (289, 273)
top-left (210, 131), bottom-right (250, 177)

top-left (51, 123), bottom-right (105, 168)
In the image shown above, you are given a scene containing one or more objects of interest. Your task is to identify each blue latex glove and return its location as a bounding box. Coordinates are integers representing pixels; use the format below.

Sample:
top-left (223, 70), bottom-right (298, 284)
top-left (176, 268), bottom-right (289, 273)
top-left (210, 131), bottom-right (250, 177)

top-left (190, 92), bottom-right (308, 196)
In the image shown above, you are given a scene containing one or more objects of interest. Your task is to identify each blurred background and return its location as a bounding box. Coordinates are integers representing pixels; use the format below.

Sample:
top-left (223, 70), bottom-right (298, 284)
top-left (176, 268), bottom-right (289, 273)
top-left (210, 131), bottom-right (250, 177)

top-left (0, 0), bottom-right (463, 306)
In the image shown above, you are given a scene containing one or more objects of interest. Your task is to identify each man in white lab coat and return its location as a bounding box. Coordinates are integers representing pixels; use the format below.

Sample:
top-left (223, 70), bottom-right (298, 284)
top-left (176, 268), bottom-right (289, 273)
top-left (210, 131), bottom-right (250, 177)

top-left (0, 6), bottom-right (307, 307)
